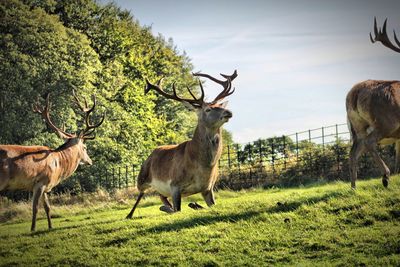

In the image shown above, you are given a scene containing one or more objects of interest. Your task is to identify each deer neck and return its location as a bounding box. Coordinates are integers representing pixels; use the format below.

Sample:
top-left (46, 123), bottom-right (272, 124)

top-left (55, 142), bottom-right (82, 180)
top-left (190, 123), bottom-right (223, 167)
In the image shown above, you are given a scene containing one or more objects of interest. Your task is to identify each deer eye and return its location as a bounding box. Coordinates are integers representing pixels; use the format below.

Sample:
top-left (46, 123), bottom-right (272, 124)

top-left (205, 108), bottom-right (211, 113)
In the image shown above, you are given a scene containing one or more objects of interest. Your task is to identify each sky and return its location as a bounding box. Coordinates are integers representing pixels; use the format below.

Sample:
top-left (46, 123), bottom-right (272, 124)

top-left (111, 0), bottom-right (400, 143)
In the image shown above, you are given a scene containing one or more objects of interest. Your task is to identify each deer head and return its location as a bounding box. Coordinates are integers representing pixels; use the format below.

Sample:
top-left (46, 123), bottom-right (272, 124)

top-left (370, 17), bottom-right (400, 53)
top-left (145, 70), bottom-right (237, 130)
top-left (33, 91), bottom-right (105, 165)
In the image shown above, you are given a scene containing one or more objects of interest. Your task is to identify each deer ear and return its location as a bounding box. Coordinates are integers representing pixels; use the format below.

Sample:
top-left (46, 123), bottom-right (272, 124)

top-left (182, 101), bottom-right (196, 111)
top-left (219, 101), bottom-right (229, 108)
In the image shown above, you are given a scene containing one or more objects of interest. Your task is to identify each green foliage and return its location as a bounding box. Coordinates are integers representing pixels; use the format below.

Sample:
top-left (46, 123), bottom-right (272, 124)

top-left (218, 137), bottom-right (396, 189)
top-left (1, 178), bottom-right (400, 266)
top-left (1, 0), bottom-right (218, 192)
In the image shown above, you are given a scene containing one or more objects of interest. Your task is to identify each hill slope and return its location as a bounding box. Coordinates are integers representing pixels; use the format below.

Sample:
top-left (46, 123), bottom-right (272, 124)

top-left (1, 177), bottom-right (400, 266)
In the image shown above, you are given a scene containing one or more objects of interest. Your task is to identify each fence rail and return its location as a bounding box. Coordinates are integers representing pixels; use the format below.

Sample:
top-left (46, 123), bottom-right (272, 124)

top-left (72, 123), bottom-right (395, 192)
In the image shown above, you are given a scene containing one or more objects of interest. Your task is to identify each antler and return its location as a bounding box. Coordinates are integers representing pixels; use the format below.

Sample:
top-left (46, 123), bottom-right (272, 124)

top-left (370, 17), bottom-right (400, 53)
top-left (145, 78), bottom-right (205, 108)
top-left (73, 90), bottom-right (105, 139)
top-left (33, 93), bottom-right (75, 139)
top-left (193, 70), bottom-right (237, 104)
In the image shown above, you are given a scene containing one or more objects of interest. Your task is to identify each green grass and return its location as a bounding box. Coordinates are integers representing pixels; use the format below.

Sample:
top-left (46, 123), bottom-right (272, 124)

top-left (1, 177), bottom-right (400, 266)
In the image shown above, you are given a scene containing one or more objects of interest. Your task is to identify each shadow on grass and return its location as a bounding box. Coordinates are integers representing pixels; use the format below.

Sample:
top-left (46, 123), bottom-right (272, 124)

top-left (98, 190), bottom-right (352, 247)
top-left (100, 209), bottom-right (262, 247)
top-left (135, 189), bottom-right (348, 235)
top-left (24, 218), bottom-right (123, 237)
top-left (266, 190), bottom-right (349, 213)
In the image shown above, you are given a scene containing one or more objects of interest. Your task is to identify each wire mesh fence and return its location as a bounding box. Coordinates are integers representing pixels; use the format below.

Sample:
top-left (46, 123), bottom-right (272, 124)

top-left (73, 123), bottom-right (396, 192)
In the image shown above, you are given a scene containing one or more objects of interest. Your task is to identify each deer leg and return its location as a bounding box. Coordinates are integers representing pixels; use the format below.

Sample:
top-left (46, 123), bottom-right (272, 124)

top-left (159, 195), bottom-right (174, 213)
top-left (202, 189), bottom-right (215, 207)
top-left (43, 192), bottom-right (52, 229)
top-left (31, 183), bottom-right (45, 231)
top-left (395, 140), bottom-right (400, 174)
top-left (349, 138), bottom-right (365, 189)
top-left (171, 186), bottom-right (181, 212)
top-left (364, 133), bottom-right (391, 187)
top-left (126, 192), bottom-right (144, 219)
top-left (160, 195), bottom-right (172, 207)
top-left (188, 202), bottom-right (204, 210)
top-left (0, 165), bottom-right (10, 191)
top-left (0, 177), bottom-right (8, 191)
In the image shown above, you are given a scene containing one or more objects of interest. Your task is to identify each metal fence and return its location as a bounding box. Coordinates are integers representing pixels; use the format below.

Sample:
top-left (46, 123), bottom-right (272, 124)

top-left (83, 123), bottom-right (395, 192)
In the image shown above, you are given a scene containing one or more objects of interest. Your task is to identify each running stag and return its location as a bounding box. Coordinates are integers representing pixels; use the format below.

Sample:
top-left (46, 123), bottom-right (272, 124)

top-left (346, 18), bottom-right (400, 189)
top-left (126, 70), bottom-right (237, 218)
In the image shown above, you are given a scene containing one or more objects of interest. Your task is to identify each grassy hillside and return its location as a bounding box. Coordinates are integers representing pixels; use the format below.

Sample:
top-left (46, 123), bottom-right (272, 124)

top-left (1, 177), bottom-right (400, 266)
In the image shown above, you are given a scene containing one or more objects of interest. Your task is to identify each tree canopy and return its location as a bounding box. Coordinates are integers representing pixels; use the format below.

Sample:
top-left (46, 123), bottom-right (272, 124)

top-left (1, 0), bottom-right (232, 192)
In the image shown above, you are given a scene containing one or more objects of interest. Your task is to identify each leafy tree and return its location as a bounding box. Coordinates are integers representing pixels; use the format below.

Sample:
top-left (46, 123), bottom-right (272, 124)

top-left (1, 0), bottom-right (235, 193)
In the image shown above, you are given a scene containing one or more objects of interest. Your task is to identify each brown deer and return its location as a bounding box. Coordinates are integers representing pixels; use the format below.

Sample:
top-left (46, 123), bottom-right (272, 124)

top-left (126, 70), bottom-right (237, 218)
top-left (0, 91), bottom-right (104, 231)
top-left (346, 18), bottom-right (400, 189)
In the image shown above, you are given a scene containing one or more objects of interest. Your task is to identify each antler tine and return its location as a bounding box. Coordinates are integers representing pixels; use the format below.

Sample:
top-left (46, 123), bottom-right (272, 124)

top-left (80, 94), bottom-right (105, 139)
top-left (193, 70), bottom-right (238, 87)
top-left (192, 70), bottom-right (237, 104)
top-left (212, 78), bottom-right (236, 104)
top-left (393, 29), bottom-right (400, 47)
top-left (32, 93), bottom-right (75, 139)
top-left (82, 113), bottom-right (105, 139)
top-left (72, 89), bottom-right (91, 112)
top-left (220, 69), bottom-right (238, 81)
top-left (145, 78), bottom-right (204, 108)
top-left (370, 17), bottom-right (400, 53)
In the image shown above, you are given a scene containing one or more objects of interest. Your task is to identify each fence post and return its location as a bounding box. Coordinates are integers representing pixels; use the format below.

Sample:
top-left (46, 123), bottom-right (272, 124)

top-left (335, 124), bottom-right (341, 177)
top-left (271, 139), bottom-right (275, 173)
top-left (248, 143), bottom-right (252, 163)
top-left (321, 127), bottom-right (326, 175)
top-left (112, 168), bottom-right (115, 190)
top-left (118, 167), bottom-right (122, 189)
top-left (282, 135), bottom-right (287, 170)
top-left (248, 144), bottom-right (252, 179)
top-left (105, 167), bottom-right (109, 190)
top-left (308, 129), bottom-right (312, 174)
top-left (125, 165), bottom-right (129, 188)
top-left (236, 144), bottom-right (241, 178)
top-left (227, 144), bottom-right (231, 169)
top-left (296, 132), bottom-right (299, 163)
top-left (132, 164), bottom-right (136, 187)
top-left (97, 169), bottom-right (101, 189)
top-left (335, 124), bottom-right (339, 141)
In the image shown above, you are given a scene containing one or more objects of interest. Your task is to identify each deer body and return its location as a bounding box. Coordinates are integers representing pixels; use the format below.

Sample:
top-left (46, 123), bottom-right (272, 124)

top-left (347, 18), bottom-right (400, 189)
top-left (0, 92), bottom-right (104, 231)
top-left (126, 70), bottom-right (236, 218)
top-left (138, 125), bottom-right (223, 198)
top-left (0, 141), bottom-right (87, 193)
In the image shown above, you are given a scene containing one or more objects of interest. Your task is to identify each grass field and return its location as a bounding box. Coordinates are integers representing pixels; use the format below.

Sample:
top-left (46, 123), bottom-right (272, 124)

top-left (1, 177), bottom-right (400, 266)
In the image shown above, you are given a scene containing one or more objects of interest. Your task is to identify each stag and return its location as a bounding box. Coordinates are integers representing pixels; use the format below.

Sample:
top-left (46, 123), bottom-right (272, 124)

top-left (346, 18), bottom-right (400, 189)
top-left (0, 91), bottom-right (104, 231)
top-left (126, 70), bottom-right (237, 218)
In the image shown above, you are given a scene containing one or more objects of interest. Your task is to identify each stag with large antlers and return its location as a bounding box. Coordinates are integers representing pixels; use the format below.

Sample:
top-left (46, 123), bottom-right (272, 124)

top-left (346, 18), bottom-right (400, 189)
top-left (0, 91), bottom-right (104, 231)
top-left (126, 70), bottom-right (237, 218)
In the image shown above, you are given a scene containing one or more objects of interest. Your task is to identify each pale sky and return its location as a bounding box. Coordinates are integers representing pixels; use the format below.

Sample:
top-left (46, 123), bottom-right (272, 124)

top-left (111, 0), bottom-right (400, 143)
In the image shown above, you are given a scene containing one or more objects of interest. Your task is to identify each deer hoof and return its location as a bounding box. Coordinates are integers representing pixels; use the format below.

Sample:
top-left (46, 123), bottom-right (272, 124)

top-left (160, 205), bottom-right (174, 213)
top-left (188, 202), bottom-right (204, 210)
top-left (382, 177), bottom-right (389, 188)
